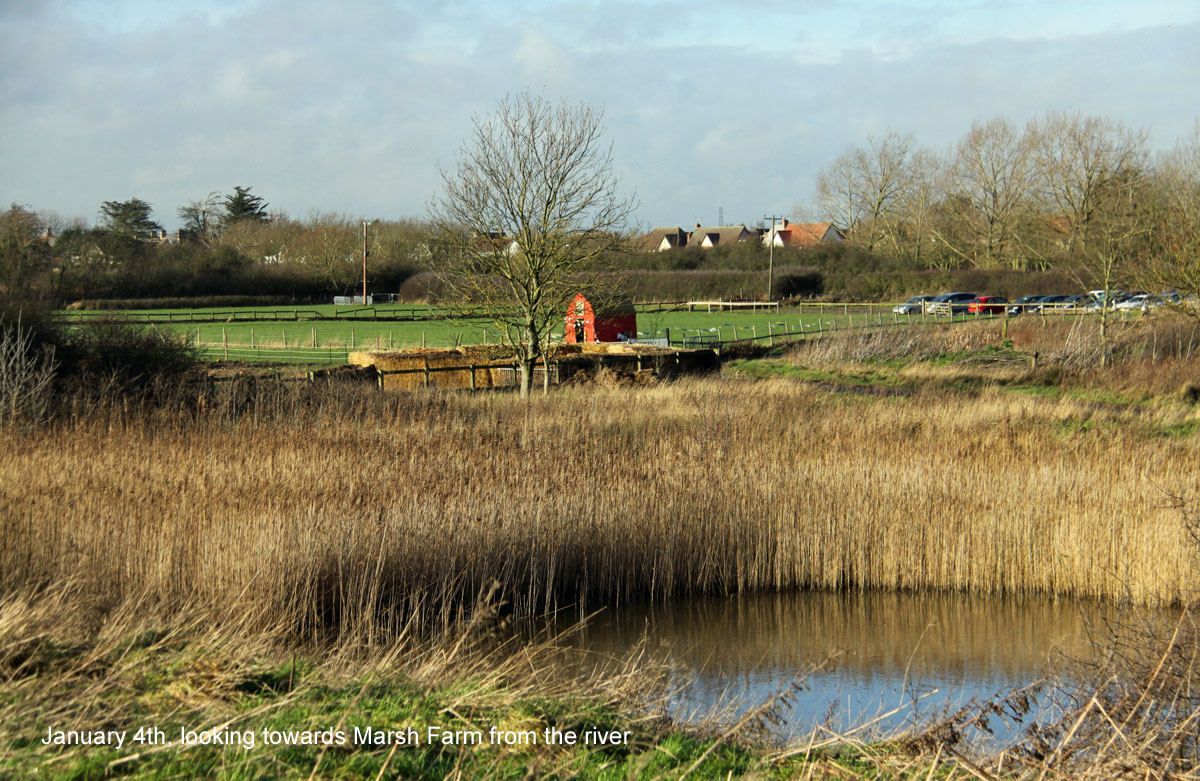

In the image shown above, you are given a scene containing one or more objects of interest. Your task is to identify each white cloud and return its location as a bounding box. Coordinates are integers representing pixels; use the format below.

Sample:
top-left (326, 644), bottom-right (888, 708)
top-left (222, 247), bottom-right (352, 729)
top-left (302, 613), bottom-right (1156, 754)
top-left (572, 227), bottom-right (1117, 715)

top-left (513, 28), bottom-right (576, 83)
top-left (1, 1), bottom-right (1195, 229)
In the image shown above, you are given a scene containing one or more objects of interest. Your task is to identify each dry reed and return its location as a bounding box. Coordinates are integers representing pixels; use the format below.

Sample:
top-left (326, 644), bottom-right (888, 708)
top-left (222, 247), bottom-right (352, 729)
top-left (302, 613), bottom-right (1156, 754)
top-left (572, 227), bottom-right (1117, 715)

top-left (793, 311), bottom-right (1200, 397)
top-left (2, 375), bottom-right (1196, 646)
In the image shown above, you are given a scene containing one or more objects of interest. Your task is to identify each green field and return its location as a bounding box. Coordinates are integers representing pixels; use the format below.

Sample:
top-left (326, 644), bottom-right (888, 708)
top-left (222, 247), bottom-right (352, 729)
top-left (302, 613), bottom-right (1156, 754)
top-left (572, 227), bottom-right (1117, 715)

top-left (58, 303), bottom-right (1034, 363)
top-left (162, 308), bottom-right (917, 359)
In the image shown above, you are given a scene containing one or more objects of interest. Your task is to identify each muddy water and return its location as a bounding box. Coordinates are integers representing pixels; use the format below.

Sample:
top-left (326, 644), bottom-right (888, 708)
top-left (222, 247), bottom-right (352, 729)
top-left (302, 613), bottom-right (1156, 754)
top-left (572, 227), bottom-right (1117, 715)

top-left (552, 590), bottom-right (1117, 744)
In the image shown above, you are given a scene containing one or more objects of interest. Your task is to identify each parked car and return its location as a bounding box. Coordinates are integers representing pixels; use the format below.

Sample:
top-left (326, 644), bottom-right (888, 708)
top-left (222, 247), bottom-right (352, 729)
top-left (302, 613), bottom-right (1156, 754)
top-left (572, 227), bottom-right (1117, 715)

top-left (925, 292), bottom-right (978, 317)
top-left (1088, 289), bottom-right (1126, 305)
top-left (1059, 294), bottom-right (1090, 309)
top-left (1006, 295), bottom-right (1042, 315)
top-left (967, 296), bottom-right (1009, 315)
top-left (893, 295), bottom-right (936, 315)
top-left (1030, 294), bottom-right (1068, 313)
top-left (1115, 294), bottom-right (1158, 312)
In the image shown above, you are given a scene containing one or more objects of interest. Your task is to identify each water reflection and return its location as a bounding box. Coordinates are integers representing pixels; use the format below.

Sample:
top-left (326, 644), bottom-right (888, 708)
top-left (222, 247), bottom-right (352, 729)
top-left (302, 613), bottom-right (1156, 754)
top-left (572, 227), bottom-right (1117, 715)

top-left (551, 590), bottom-right (1113, 742)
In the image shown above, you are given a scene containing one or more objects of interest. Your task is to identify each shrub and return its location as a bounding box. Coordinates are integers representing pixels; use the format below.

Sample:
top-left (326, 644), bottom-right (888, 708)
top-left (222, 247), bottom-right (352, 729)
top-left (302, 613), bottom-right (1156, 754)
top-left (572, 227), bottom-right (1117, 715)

top-left (58, 320), bottom-right (197, 391)
top-left (0, 314), bottom-right (57, 426)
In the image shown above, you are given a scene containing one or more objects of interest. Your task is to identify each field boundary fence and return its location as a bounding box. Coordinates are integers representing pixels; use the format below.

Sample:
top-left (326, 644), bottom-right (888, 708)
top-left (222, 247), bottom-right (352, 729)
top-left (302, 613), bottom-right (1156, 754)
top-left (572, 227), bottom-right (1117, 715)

top-left (662, 307), bottom-right (1016, 349)
top-left (192, 343), bottom-right (351, 364)
top-left (55, 305), bottom-right (493, 325)
top-left (372, 363), bottom-right (560, 390)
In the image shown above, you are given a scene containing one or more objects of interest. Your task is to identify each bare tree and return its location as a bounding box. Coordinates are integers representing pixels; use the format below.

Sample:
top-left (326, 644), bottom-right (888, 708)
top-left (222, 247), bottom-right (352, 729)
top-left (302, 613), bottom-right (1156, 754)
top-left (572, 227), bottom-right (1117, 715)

top-left (815, 131), bottom-right (915, 252)
top-left (894, 146), bottom-right (947, 268)
top-left (1029, 111), bottom-right (1148, 254)
top-left (0, 204), bottom-right (51, 295)
top-left (1068, 167), bottom-right (1153, 366)
top-left (940, 117), bottom-right (1035, 269)
top-left (215, 218), bottom-right (296, 265)
top-left (289, 212), bottom-right (361, 291)
top-left (177, 192), bottom-right (222, 243)
top-left (1140, 120), bottom-right (1200, 320)
top-left (0, 315), bottom-right (56, 426)
top-left (431, 93), bottom-right (636, 398)
top-left (815, 150), bottom-right (863, 237)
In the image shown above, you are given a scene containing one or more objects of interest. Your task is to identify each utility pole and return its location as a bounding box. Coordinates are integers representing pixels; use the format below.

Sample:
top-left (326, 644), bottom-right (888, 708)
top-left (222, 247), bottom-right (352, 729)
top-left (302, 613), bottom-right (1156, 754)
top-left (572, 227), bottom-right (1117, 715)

top-left (361, 220), bottom-right (368, 304)
top-left (763, 214), bottom-right (783, 301)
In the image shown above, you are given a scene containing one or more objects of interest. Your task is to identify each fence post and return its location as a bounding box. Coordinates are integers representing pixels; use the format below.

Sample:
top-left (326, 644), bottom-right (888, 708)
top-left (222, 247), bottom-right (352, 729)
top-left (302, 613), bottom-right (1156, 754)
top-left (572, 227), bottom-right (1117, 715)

top-left (222, 328), bottom-right (228, 361)
top-left (470, 364), bottom-right (476, 390)
top-left (423, 359), bottom-right (430, 388)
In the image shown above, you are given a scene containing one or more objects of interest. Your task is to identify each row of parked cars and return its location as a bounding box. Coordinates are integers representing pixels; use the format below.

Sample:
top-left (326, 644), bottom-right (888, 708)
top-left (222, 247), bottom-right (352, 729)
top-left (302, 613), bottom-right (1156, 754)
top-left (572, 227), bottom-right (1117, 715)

top-left (894, 290), bottom-right (1187, 317)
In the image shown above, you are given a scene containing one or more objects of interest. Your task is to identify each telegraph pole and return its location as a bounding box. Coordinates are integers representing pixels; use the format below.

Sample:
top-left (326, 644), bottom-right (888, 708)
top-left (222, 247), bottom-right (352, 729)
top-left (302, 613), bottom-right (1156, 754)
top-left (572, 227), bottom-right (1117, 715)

top-left (763, 214), bottom-right (783, 301)
top-left (361, 220), bottom-right (368, 304)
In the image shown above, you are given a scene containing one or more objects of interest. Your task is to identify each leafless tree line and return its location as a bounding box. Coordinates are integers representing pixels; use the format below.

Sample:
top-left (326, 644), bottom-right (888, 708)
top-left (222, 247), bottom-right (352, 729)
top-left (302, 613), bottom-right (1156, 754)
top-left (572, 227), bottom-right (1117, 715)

top-left (815, 113), bottom-right (1199, 285)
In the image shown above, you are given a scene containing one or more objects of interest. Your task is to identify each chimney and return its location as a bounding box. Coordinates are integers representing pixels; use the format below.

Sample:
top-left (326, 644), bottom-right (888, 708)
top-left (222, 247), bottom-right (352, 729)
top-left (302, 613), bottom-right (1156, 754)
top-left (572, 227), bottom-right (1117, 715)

top-left (782, 218), bottom-right (789, 227)
top-left (696, 222), bottom-right (701, 229)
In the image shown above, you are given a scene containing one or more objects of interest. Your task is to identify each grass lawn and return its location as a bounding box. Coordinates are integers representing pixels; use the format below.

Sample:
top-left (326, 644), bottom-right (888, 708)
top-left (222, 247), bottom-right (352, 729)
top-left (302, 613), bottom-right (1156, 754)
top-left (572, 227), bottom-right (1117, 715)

top-left (76, 304), bottom-right (1015, 361)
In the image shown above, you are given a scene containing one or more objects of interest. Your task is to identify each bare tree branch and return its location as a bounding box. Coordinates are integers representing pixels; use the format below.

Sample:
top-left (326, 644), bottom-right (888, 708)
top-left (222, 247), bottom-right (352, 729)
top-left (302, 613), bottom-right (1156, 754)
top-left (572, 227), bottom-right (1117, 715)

top-left (430, 93), bottom-right (636, 397)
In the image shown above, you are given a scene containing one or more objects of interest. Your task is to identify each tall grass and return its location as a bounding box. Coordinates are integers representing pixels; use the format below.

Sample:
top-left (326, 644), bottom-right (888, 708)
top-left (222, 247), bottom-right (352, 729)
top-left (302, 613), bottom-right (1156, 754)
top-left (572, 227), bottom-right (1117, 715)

top-left (2, 376), bottom-right (1196, 647)
top-left (793, 311), bottom-right (1200, 393)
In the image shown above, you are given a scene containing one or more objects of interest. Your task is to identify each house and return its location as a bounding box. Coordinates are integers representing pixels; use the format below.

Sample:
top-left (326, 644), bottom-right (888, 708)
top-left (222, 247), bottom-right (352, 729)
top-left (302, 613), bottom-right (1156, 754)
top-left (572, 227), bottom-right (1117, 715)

top-left (471, 232), bottom-right (520, 255)
top-left (761, 220), bottom-right (845, 248)
top-left (564, 293), bottom-right (637, 343)
top-left (690, 224), bottom-right (753, 248)
top-left (641, 227), bottom-right (689, 252)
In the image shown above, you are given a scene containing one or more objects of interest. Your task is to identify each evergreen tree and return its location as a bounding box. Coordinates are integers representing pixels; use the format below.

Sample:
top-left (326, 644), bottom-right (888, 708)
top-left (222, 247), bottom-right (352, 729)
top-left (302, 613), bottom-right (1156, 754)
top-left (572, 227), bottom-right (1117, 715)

top-left (223, 186), bottom-right (269, 224)
top-left (98, 198), bottom-right (163, 240)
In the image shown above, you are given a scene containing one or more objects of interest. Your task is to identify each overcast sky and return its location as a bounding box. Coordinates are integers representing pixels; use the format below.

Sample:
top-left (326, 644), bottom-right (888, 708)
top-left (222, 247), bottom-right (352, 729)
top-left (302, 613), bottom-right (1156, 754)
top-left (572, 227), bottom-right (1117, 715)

top-left (2, 0), bottom-right (1197, 231)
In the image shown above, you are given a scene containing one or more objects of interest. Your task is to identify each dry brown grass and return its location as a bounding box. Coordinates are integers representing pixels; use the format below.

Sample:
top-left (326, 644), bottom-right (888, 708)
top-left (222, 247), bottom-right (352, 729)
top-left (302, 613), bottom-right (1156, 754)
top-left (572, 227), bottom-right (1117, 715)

top-left (793, 311), bottom-right (1200, 399)
top-left (2, 375), bottom-right (1196, 648)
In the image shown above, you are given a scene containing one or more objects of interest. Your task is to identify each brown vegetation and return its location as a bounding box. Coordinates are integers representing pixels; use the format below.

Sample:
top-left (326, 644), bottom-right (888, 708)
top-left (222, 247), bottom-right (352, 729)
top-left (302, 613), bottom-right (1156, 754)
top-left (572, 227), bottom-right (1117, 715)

top-left (2, 373), bottom-right (1196, 650)
top-left (794, 311), bottom-right (1200, 395)
top-left (3, 317), bottom-right (1200, 775)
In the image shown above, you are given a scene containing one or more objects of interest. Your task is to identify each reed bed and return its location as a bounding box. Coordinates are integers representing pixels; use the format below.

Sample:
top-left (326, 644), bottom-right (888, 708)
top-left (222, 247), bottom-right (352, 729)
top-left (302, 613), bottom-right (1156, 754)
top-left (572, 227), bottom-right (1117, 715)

top-left (1, 376), bottom-right (1196, 645)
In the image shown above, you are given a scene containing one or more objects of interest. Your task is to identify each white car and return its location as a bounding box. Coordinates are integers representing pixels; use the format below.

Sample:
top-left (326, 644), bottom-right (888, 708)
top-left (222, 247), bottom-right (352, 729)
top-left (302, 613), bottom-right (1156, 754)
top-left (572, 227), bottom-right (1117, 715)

top-left (893, 295), bottom-right (936, 315)
top-left (1115, 294), bottom-right (1157, 312)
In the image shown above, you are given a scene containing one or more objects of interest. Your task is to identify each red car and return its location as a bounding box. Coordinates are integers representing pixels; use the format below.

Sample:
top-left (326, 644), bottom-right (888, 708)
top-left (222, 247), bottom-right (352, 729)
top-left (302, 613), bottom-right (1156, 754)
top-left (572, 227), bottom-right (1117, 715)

top-left (967, 296), bottom-right (1009, 315)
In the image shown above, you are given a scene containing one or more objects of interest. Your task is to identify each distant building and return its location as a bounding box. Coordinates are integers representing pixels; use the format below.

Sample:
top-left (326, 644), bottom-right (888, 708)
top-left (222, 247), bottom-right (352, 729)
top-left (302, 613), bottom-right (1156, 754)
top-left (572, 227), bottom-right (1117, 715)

top-left (641, 227), bottom-right (689, 252)
top-left (690, 224), bottom-right (753, 248)
top-left (761, 220), bottom-right (845, 248)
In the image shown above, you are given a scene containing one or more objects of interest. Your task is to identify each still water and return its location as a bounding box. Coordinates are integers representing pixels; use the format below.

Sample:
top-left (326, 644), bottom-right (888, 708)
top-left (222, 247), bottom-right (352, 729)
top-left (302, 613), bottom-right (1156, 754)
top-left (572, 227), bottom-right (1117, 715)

top-left (547, 590), bottom-right (1112, 744)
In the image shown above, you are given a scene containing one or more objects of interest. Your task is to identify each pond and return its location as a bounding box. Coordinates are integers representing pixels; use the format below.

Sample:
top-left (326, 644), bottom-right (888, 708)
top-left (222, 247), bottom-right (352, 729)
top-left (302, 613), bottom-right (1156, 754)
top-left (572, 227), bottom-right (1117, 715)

top-left (545, 589), bottom-right (1119, 746)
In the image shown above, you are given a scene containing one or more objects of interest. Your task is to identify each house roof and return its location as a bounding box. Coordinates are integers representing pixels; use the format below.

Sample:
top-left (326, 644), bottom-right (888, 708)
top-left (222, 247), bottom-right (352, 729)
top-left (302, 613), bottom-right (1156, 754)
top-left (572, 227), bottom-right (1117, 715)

top-left (640, 227), bottom-right (688, 252)
top-left (692, 225), bottom-right (751, 247)
top-left (766, 222), bottom-right (844, 248)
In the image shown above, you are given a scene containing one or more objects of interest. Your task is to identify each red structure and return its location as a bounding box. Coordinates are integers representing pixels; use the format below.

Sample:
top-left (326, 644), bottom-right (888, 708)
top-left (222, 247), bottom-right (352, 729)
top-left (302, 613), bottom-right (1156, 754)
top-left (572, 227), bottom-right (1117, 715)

top-left (564, 293), bottom-right (637, 343)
